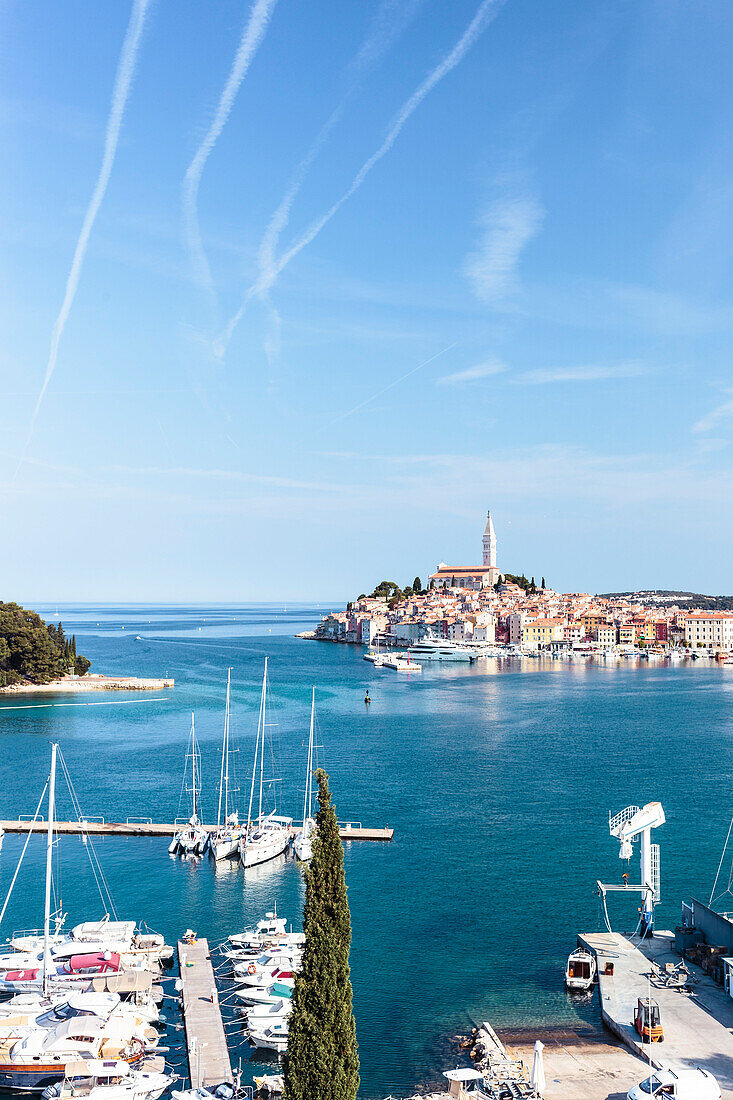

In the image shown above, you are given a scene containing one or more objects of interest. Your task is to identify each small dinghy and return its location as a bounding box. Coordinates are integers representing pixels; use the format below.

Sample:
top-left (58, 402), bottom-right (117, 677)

top-left (564, 947), bottom-right (596, 991)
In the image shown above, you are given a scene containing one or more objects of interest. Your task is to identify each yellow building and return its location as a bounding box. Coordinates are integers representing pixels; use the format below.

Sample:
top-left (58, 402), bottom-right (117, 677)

top-left (521, 618), bottom-right (564, 650)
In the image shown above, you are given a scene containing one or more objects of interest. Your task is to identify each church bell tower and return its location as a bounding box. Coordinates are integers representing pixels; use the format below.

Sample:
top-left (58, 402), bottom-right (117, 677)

top-left (483, 511), bottom-right (497, 570)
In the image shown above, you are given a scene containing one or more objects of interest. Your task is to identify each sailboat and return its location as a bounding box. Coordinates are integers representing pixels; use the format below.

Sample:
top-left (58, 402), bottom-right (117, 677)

top-left (169, 715), bottom-right (208, 856)
top-left (239, 658), bottom-right (293, 869)
top-left (210, 669), bottom-right (246, 860)
top-left (293, 689), bottom-right (317, 862)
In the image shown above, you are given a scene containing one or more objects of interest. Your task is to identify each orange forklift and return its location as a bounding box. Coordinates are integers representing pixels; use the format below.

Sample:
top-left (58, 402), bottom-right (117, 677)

top-left (634, 996), bottom-right (664, 1042)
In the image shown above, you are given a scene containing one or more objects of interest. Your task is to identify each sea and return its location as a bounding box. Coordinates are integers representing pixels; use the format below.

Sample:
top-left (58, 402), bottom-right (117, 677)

top-left (0, 604), bottom-right (732, 1099)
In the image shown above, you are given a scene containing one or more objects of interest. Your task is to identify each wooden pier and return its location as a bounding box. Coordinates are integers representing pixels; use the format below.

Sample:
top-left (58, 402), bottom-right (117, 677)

top-left (0, 819), bottom-right (394, 841)
top-left (178, 937), bottom-right (232, 1088)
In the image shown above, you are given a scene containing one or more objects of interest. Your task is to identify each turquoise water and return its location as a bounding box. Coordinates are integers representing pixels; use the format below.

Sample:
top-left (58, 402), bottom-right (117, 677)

top-left (1, 604), bottom-right (732, 1098)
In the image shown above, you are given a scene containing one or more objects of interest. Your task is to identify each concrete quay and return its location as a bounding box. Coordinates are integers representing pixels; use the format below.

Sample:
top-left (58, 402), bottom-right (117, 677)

top-left (579, 929), bottom-right (733, 1098)
top-left (0, 818), bottom-right (393, 841)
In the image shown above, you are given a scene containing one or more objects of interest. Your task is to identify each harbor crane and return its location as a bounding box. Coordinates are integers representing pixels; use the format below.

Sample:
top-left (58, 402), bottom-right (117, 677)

top-left (597, 801), bottom-right (665, 933)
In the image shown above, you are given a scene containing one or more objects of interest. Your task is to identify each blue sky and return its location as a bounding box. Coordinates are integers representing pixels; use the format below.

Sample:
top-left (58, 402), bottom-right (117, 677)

top-left (2, 0), bottom-right (732, 601)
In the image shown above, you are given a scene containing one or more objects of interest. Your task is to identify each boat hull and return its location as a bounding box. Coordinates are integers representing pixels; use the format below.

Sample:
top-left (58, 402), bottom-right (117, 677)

top-left (240, 830), bottom-right (290, 869)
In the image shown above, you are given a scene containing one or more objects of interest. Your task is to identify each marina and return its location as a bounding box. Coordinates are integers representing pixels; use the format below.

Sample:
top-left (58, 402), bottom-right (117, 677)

top-left (2, 603), bottom-right (733, 1098)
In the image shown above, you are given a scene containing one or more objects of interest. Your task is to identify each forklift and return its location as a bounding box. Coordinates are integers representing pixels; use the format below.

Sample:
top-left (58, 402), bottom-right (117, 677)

top-left (634, 996), bottom-right (664, 1042)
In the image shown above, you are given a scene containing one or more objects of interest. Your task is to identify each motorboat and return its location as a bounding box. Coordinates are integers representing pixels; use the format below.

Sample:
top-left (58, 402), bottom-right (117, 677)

top-left (8, 923), bottom-right (171, 969)
top-left (0, 990), bottom-right (161, 1030)
top-left (406, 640), bottom-right (476, 662)
top-left (42, 1060), bottom-right (172, 1100)
top-left (0, 1017), bottom-right (145, 1091)
top-left (248, 1021), bottom-right (288, 1054)
top-left (231, 948), bottom-right (300, 978)
top-left (234, 964), bottom-right (298, 989)
top-left (293, 689), bottom-right (317, 863)
top-left (233, 979), bottom-right (294, 1007)
top-left (0, 993), bottom-right (159, 1049)
top-left (239, 660), bottom-right (292, 870)
top-left (564, 948), bottom-right (596, 992)
top-left (0, 953), bottom-right (126, 995)
top-left (252, 1076), bottom-right (283, 1096)
top-left (241, 1000), bottom-right (291, 1025)
top-left (171, 1086), bottom-right (238, 1100)
top-left (169, 715), bottom-right (209, 857)
top-left (209, 671), bottom-right (247, 860)
top-left (228, 914), bottom-right (288, 947)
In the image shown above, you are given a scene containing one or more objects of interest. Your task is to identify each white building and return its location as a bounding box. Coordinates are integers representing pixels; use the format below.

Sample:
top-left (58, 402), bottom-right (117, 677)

top-left (684, 612), bottom-right (733, 649)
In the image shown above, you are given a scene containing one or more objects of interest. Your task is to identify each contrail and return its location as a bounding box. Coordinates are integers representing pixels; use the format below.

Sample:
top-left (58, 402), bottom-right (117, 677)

top-left (182, 0), bottom-right (278, 300)
top-left (216, 0), bottom-right (423, 358)
top-left (221, 0), bottom-right (505, 352)
top-left (328, 343), bottom-right (457, 426)
top-left (16, 0), bottom-right (151, 479)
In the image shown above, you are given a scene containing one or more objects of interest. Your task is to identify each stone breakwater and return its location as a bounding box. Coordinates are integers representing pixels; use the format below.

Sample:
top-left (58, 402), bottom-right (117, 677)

top-left (0, 674), bottom-right (174, 694)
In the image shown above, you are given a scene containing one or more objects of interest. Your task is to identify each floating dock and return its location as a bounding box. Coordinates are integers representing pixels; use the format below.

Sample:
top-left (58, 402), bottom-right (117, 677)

top-left (0, 819), bottom-right (394, 841)
top-left (178, 937), bottom-right (232, 1088)
top-left (579, 930), bottom-right (733, 1097)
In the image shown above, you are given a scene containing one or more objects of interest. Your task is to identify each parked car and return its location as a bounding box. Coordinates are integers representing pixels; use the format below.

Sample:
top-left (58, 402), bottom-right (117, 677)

top-left (628, 1068), bottom-right (721, 1100)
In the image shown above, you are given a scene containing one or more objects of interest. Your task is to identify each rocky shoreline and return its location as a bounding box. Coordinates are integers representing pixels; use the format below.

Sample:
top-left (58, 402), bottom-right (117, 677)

top-left (0, 673), bottom-right (174, 695)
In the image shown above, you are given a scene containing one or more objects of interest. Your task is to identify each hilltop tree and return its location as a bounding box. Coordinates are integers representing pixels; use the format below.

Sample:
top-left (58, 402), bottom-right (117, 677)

top-left (284, 769), bottom-right (359, 1100)
top-left (413, 576), bottom-right (422, 595)
top-left (541, 577), bottom-right (546, 589)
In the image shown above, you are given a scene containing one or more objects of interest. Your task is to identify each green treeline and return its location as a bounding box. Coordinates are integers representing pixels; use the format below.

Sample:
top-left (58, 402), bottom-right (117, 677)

top-left (0, 602), bottom-right (91, 687)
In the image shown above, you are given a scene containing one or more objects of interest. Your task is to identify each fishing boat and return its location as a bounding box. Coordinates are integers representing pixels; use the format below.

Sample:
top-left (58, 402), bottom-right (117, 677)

top-left (239, 660), bottom-right (292, 869)
top-left (169, 715), bottom-right (208, 857)
top-left (209, 670), bottom-right (246, 860)
top-left (293, 689), bottom-right (316, 862)
top-left (42, 1060), bottom-right (171, 1100)
top-left (564, 947), bottom-right (596, 991)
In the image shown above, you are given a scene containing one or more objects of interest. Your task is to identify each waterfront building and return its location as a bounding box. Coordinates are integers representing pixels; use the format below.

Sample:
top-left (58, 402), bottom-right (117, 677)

top-left (521, 618), bottom-right (564, 650)
top-left (683, 611), bottom-right (733, 649)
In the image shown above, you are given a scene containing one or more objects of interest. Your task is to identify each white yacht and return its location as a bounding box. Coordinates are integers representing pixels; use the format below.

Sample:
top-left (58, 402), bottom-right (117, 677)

top-left (564, 947), bottom-right (596, 992)
top-left (239, 659), bottom-right (293, 869)
top-left (293, 689), bottom-right (317, 862)
top-left (248, 1020), bottom-right (288, 1053)
top-left (407, 639), bottom-right (476, 662)
top-left (169, 715), bottom-right (208, 857)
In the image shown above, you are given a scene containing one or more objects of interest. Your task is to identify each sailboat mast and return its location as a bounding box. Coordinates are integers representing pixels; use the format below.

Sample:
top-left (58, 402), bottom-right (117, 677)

top-left (258, 657), bottom-right (267, 822)
top-left (303, 688), bottom-right (314, 825)
top-left (42, 743), bottom-right (58, 995)
top-left (224, 668), bottom-right (231, 821)
top-left (247, 662), bottom-right (266, 830)
top-left (190, 713), bottom-right (198, 822)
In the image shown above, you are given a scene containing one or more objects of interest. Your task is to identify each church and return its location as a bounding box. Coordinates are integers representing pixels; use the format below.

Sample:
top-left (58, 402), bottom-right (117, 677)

top-left (429, 512), bottom-right (500, 591)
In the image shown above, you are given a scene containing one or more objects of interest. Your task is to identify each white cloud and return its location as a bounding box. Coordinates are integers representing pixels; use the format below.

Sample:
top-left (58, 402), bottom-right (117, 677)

top-left (693, 388), bottom-right (733, 433)
top-left (437, 360), bottom-right (507, 384)
top-left (464, 193), bottom-right (543, 303)
top-left (513, 363), bottom-right (648, 384)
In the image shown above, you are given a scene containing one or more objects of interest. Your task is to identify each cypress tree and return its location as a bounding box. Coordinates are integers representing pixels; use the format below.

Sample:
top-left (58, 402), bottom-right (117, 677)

top-left (413, 576), bottom-right (422, 595)
top-left (284, 768), bottom-right (359, 1100)
top-left (541, 577), bottom-right (546, 589)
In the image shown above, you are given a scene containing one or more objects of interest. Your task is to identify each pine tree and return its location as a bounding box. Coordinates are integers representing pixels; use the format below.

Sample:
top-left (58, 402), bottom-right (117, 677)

top-left (284, 769), bottom-right (359, 1100)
